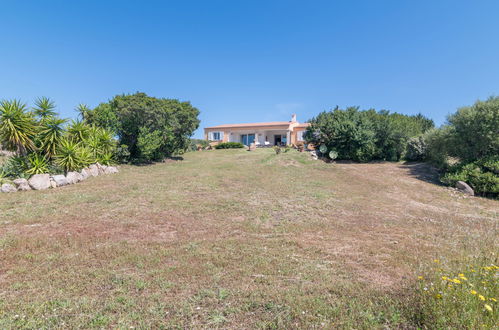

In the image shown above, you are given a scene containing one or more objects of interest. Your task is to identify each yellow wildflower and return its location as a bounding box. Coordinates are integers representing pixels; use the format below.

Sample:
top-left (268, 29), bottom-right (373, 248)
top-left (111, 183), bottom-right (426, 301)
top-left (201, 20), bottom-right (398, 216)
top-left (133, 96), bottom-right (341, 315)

top-left (435, 294), bottom-right (442, 299)
top-left (484, 304), bottom-right (493, 312)
top-left (441, 276), bottom-right (448, 280)
top-left (479, 295), bottom-right (486, 301)
top-left (470, 290), bottom-right (477, 295)
top-left (433, 259), bottom-right (440, 263)
top-left (418, 276), bottom-right (424, 280)
top-left (470, 269), bottom-right (475, 272)
top-left (452, 279), bottom-right (461, 284)
top-left (490, 298), bottom-right (497, 302)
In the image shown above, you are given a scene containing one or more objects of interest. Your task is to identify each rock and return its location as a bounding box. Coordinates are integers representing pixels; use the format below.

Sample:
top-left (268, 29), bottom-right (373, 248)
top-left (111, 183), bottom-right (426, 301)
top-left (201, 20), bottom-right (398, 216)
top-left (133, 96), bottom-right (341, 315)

top-left (28, 174), bottom-right (51, 190)
top-left (17, 183), bottom-right (32, 191)
top-left (66, 171), bottom-right (82, 184)
top-left (310, 150), bottom-right (318, 160)
top-left (52, 174), bottom-right (69, 187)
top-left (88, 164), bottom-right (99, 177)
top-left (50, 179), bottom-right (57, 188)
top-left (248, 143), bottom-right (257, 151)
top-left (1, 183), bottom-right (17, 193)
top-left (80, 168), bottom-right (90, 181)
top-left (13, 178), bottom-right (28, 187)
top-left (456, 181), bottom-right (474, 196)
top-left (104, 166), bottom-right (119, 174)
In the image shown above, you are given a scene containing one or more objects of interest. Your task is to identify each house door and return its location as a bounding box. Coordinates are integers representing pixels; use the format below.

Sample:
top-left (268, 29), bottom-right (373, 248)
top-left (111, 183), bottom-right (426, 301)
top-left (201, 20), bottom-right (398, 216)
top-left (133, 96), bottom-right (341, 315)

top-left (274, 135), bottom-right (282, 146)
top-left (241, 134), bottom-right (255, 146)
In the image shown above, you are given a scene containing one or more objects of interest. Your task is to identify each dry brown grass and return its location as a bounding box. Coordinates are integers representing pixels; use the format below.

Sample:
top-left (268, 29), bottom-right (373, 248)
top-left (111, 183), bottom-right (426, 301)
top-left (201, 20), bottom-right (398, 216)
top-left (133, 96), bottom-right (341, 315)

top-left (0, 149), bottom-right (497, 328)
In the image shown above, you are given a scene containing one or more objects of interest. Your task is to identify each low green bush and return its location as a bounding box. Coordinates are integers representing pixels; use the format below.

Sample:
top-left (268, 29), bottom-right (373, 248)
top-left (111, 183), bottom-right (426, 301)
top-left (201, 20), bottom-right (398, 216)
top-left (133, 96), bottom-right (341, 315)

top-left (215, 142), bottom-right (244, 149)
top-left (189, 139), bottom-right (209, 151)
top-left (441, 157), bottom-right (499, 197)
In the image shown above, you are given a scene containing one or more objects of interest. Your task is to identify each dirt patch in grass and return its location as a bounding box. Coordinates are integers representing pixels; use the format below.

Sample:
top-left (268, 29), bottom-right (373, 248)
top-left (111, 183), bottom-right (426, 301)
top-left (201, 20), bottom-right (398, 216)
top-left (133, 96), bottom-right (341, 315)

top-left (0, 149), bottom-right (497, 328)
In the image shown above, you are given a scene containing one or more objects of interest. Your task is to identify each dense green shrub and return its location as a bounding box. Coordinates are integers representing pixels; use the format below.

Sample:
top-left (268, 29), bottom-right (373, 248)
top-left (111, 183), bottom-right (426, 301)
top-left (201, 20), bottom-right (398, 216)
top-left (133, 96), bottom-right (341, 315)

top-left (305, 107), bottom-right (433, 162)
top-left (424, 97), bottom-right (499, 196)
top-left (446, 97), bottom-right (499, 162)
top-left (215, 142), bottom-right (244, 149)
top-left (83, 92), bottom-right (200, 162)
top-left (441, 157), bottom-right (499, 197)
top-left (405, 136), bottom-right (428, 161)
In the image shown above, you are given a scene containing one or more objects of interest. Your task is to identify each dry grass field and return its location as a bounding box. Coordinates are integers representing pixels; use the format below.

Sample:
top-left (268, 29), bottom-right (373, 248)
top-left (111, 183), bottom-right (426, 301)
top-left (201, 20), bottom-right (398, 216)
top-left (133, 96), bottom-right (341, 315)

top-left (0, 148), bottom-right (497, 328)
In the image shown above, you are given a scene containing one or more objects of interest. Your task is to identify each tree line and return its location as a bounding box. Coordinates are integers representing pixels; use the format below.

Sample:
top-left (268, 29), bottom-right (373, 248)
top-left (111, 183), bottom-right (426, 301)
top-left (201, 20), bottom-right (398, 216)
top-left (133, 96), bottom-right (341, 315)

top-left (304, 97), bottom-right (498, 197)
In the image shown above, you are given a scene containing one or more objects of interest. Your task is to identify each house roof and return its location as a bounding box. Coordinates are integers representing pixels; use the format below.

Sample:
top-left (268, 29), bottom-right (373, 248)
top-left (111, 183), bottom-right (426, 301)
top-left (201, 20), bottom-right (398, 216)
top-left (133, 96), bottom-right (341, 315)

top-left (205, 121), bottom-right (292, 129)
top-left (295, 123), bottom-right (310, 128)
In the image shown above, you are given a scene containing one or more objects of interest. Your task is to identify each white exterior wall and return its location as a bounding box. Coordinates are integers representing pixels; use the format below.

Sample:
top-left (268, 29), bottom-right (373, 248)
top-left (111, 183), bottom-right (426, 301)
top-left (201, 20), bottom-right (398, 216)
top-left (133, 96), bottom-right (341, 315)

top-left (225, 130), bottom-right (288, 145)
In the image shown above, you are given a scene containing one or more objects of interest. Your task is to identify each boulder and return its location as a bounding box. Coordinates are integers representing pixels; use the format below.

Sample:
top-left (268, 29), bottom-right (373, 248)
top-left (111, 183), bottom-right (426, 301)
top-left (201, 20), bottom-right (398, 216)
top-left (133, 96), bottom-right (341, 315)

top-left (17, 183), bottom-right (32, 191)
top-left (50, 179), bottom-right (57, 189)
top-left (66, 171), bottom-right (82, 184)
top-left (28, 174), bottom-right (51, 190)
top-left (13, 178), bottom-right (28, 187)
top-left (96, 163), bottom-right (106, 174)
top-left (104, 166), bottom-right (119, 174)
top-left (310, 150), bottom-right (318, 160)
top-left (456, 181), bottom-right (474, 196)
top-left (1, 183), bottom-right (17, 193)
top-left (80, 168), bottom-right (90, 181)
top-left (88, 164), bottom-right (99, 177)
top-left (52, 174), bottom-right (69, 187)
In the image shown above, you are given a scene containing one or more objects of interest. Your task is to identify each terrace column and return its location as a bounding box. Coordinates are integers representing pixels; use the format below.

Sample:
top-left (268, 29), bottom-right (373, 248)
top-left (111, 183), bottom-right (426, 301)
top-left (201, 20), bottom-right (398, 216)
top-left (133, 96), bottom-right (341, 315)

top-left (286, 130), bottom-right (291, 146)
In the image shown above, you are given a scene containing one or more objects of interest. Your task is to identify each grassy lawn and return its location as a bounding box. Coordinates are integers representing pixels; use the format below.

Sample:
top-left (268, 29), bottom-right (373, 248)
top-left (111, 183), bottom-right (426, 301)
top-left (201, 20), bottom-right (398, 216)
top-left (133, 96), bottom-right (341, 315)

top-left (0, 149), bottom-right (497, 328)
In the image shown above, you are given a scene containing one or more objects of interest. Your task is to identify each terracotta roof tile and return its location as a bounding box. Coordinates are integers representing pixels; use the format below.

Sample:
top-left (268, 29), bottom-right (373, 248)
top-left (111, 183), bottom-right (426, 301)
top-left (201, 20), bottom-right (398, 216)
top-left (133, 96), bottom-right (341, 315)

top-left (206, 121), bottom-right (292, 129)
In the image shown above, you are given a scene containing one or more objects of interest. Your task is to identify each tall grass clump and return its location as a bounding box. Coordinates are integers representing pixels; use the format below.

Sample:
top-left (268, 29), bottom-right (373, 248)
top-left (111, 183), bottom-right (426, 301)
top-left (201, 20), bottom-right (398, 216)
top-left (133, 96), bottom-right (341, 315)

top-left (414, 258), bottom-right (498, 328)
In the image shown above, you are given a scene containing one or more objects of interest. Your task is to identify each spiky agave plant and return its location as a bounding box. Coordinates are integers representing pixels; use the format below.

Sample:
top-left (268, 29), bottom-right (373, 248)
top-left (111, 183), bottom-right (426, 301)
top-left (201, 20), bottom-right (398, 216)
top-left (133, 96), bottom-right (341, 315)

top-left (38, 116), bottom-right (67, 158)
top-left (55, 138), bottom-right (84, 172)
top-left (33, 97), bottom-right (57, 119)
top-left (25, 153), bottom-right (49, 175)
top-left (0, 100), bottom-right (37, 155)
top-left (67, 119), bottom-right (90, 143)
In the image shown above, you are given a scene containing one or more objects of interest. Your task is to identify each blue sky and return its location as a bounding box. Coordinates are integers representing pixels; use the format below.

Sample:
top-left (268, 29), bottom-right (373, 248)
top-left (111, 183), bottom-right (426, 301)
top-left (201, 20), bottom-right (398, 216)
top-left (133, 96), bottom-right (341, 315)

top-left (1, 1), bottom-right (498, 138)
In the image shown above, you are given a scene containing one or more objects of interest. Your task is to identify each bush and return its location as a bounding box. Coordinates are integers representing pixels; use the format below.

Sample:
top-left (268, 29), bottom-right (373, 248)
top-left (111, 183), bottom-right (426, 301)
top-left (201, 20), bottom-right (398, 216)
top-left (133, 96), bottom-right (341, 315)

top-left (305, 107), bottom-right (433, 162)
top-left (405, 135), bottom-right (428, 161)
top-left (441, 159), bottom-right (499, 197)
top-left (215, 142), bottom-right (244, 149)
top-left (189, 139), bottom-right (209, 151)
top-left (446, 96), bottom-right (499, 162)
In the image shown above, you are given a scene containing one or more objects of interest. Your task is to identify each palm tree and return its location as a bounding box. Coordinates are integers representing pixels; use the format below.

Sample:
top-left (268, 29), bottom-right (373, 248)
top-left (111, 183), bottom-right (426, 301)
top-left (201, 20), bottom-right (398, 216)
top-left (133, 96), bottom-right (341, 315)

top-left (0, 100), bottom-right (37, 155)
top-left (76, 103), bottom-right (91, 121)
top-left (33, 97), bottom-right (57, 119)
top-left (38, 116), bottom-right (67, 157)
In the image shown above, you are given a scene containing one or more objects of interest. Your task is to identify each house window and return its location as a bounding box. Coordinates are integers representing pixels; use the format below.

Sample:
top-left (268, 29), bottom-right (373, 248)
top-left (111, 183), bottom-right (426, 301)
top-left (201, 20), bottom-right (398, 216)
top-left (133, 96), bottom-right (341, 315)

top-left (210, 131), bottom-right (223, 141)
top-left (297, 131), bottom-right (305, 141)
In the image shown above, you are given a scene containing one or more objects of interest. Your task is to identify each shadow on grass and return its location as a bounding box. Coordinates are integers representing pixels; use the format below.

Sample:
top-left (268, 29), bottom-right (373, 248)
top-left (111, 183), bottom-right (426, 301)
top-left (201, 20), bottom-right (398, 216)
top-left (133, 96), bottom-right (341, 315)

top-left (130, 156), bottom-right (184, 166)
top-left (398, 162), bottom-right (443, 186)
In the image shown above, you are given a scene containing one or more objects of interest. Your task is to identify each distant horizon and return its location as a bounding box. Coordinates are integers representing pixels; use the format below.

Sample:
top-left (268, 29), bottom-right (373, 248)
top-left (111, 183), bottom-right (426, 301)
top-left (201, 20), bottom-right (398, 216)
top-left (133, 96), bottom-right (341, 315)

top-left (1, 1), bottom-right (498, 139)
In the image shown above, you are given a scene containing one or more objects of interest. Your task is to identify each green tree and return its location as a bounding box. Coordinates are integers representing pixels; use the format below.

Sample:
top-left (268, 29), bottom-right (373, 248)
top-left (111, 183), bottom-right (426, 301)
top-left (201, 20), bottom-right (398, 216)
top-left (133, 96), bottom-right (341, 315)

top-left (446, 96), bottom-right (499, 162)
top-left (84, 92), bottom-right (200, 161)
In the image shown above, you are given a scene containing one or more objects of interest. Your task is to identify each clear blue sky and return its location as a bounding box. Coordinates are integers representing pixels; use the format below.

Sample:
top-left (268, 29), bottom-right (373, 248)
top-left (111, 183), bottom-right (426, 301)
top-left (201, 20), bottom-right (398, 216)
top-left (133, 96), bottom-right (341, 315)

top-left (1, 1), bottom-right (498, 138)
